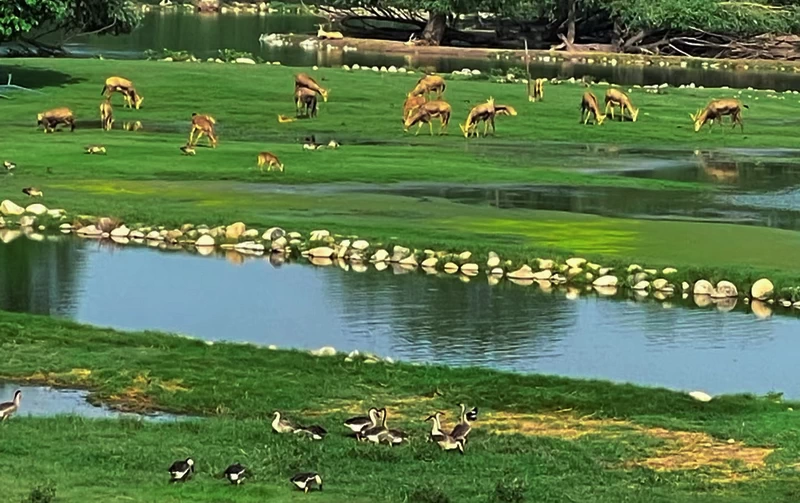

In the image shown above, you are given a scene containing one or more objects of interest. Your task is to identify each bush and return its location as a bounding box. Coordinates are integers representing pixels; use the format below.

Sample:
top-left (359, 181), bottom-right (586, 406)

top-left (408, 487), bottom-right (451, 503)
top-left (22, 483), bottom-right (56, 503)
top-left (492, 478), bottom-right (528, 503)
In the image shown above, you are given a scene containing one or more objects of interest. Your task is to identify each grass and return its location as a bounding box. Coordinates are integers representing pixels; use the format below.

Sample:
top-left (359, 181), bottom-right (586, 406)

top-left (3, 311), bottom-right (800, 502)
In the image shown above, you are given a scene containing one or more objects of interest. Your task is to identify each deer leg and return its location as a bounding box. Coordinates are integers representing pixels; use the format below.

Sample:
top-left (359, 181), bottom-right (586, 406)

top-left (428, 121), bottom-right (434, 136)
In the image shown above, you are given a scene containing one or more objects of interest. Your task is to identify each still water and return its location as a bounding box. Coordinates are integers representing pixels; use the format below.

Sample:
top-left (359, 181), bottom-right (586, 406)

top-left (1, 236), bottom-right (799, 398)
top-left (55, 11), bottom-right (800, 90)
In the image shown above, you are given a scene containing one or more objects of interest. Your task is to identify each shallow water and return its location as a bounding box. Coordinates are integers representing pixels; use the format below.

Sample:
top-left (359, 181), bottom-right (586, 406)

top-left (41, 11), bottom-right (800, 90)
top-left (1, 236), bottom-right (799, 398)
top-left (0, 383), bottom-right (189, 421)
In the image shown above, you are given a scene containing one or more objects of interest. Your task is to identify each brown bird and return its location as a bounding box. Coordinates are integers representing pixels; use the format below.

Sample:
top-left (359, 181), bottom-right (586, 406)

top-left (22, 187), bottom-right (43, 198)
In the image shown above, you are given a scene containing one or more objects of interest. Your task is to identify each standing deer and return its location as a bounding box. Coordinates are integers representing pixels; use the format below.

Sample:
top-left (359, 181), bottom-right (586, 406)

top-left (529, 78), bottom-right (545, 102)
top-left (604, 88), bottom-right (639, 122)
top-left (100, 99), bottom-right (114, 131)
top-left (402, 93), bottom-right (426, 121)
top-left (102, 76), bottom-right (144, 109)
top-left (690, 99), bottom-right (748, 132)
top-left (257, 152), bottom-right (284, 172)
top-left (37, 108), bottom-right (76, 133)
top-left (295, 73), bottom-right (328, 102)
top-left (410, 75), bottom-right (446, 98)
top-left (188, 113), bottom-right (218, 147)
top-left (460, 98), bottom-right (496, 138)
top-left (580, 92), bottom-right (606, 125)
top-left (295, 86), bottom-right (319, 118)
top-left (403, 100), bottom-right (452, 135)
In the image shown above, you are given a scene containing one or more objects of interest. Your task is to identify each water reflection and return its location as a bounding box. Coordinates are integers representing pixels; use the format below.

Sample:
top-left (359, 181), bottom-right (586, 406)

top-left (1, 236), bottom-right (799, 397)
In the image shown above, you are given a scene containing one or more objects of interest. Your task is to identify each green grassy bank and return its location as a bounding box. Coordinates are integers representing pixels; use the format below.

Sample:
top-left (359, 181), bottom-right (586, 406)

top-left (2, 311), bottom-right (800, 502)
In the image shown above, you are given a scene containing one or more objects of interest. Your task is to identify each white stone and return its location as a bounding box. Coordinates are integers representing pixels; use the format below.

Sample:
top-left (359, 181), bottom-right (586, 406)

top-left (627, 264), bottom-right (642, 273)
top-left (242, 229), bottom-right (260, 239)
top-left (507, 265), bottom-right (535, 280)
top-left (235, 57), bottom-right (256, 65)
top-left (371, 249), bottom-right (389, 262)
top-left (421, 257), bottom-right (438, 268)
top-left (352, 239), bottom-right (369, 251)
top-left (312, 346), bottom-right (336, 356)
top-left (565, 257), bottom-right (586, 268)
top-left (145, 230), bottom-right (163, 241)
top-left (195, 234), bottom-right (215, 247)
top-left (110, 226), bottom-right (130, 238)
top-left (77, 225), bottom-right (102, 236)
top-left (689, 391), bottom-right (713, 403)
top-left (461, 263), bottom-right (479, 275)
top-left (25, 204), bottom-right (48, 216)
top-left (538, 259), bottom-right (555, 270)
top-left (458, 251), bottom-right (472, 261)
top-left (490, 267), bottom-right (504, 277)
top-left (712, 280), bottom-right (738, 298)
top-left (235, 241), bottom-right (265, 252)
top-left (751, 278), bottom-right (774, 301)
top-left (308, 246), bottom-right (335, 258)
top-left (310, 229), bottom-right (330, 241)
top-left (399, 255), bottom-right (418, 267)
top-left (18, 215), bottom-right (35, 227)
top-left (652, 278), bottom-right (669, 291)
top-left (263, 227), bottom-right (285, 241)
top-left (0, 200), bottom-right (24, 216)
top-left (662, 267), bottom-right (678, 275)
top-left (226, 222), bottom-right (246, 239)
top-left (633, 280), bottom-right (650, 291)
top-left (129, 230), bottom-right (145, 239)
top-left (693, 279), bottom-right (714, 295)
top-left (487, 252), bottom-right (500, 268)
top-left (593, 275), bottom-right (618, 287)
top-left (443, 262), bottom-right (459, 273)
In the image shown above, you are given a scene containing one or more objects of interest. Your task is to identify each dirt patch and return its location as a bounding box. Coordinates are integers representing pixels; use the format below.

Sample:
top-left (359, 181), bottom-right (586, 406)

top-left (482, 410), bottom-right (633, 439)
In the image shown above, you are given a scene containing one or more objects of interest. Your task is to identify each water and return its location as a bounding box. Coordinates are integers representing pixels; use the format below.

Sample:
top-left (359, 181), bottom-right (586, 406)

top-left (2, 236), bottom-right (799, 398)
top-left (48, 11), bottom-right (800, 91)
top-left (0, 383), bottom-right (190, 421)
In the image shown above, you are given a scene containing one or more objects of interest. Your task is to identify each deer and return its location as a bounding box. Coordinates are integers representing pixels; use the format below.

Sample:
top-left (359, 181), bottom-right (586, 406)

top-left (410, 75), bottom-right (446, 99)
top-left (37, 107), bottom-right (76, 133)
top-left (403, 100), bottom-right (451, 136)
top-left (402, 93), bottom-right (426, 121)
top-left (691, 99), bottom-right (748, 132)
top-left (100, 99), bottom-right (114, 131)
top-left (295, 86), bottom-right (318, 118)
top-left (316, 24), bottom-right (344, 40)
top-left (188, 113), bottom-right (218, 147)
top-left (295, 73), bottom-right (328, 102)
top-left (529, 78), bottom-right (545, 102)
top-left (580, 92), bottom-right (606, 125)
top-left (257, 152), bottom-right (284, 172)
top-left (604, 88), bottom-right (639, 122)
top-left (460, 98), bottom-right (496, 138)
top-left (101, 76), bottom-right (144, 109)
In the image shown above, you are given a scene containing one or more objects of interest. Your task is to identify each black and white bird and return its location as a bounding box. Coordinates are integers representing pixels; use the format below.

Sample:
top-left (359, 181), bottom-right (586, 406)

top-left (296, 424), bottom-right (328, 441)
top-left (450, 404), bottom-right (473, 444)
top-left (344, 407), bottom-right (380, 434)
top-left (290, 472), bottom-right (323, 493)
top-left (22, 187), bottom-right (43, 198)
top-left (223, 463), bottom-right (247, 485)
top-left (168, 458), bottom-right (195, 483)
top-left (3, 161), bottom-right (16, 172)
top-left (465, 406), bottom-right (479, 423)
top-left (0, 390), bottom-right (22, 421)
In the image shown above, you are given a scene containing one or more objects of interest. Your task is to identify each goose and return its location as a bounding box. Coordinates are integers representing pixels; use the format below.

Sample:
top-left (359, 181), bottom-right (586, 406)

top-left (22, 187), bottom-right (43, 198)
top-left (466, 406), bottom-right (479, 422)
top-left (272, 411), bottom-right (299, 434)
top-left (84, 144), bottom-right (107, 154)
top-left (223, 463), bottom-right (247, 485)
top-left (426, 412), bottom-right (464, 454)
top-left (296, 424), bottom-right (327, 441)
top-left (344, 407), bottom-right (380, 434)
top-left (3, 161), bottom-right (15, 172)
top-left (450, 403), bottom-right (473, 444)
top-left (360, 407), bottom-right (389, 443)
top-left (0, 390), bottom-right (22, 421)
top-left (168, 458), bottom-right (194, 483)
top-left (372, 408), bottom-right (407, 446)
top-left (179, 144), bottom-right (196, 156)
top-left (290, 472), bottom-right (323, 493)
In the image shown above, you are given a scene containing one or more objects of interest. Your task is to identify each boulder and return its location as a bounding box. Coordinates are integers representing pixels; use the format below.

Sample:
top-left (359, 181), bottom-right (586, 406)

top-left (47, 209), bottom-right (65, 218)
top-left (263, 227), bottom-right (285, 241)
top-left (585, 262), bottom-right (601, 272)
top-left (110, 226), bottom-right (130, 238)
top-left (507, 265), bottom-right (536, 280)
top-left (225, 222), bottom-right (246, 239)
top-left (236, 241), bottom-right (265, 252)
top-left (25, 203), bottom-right (48, 216)
top-left (712, 281), bottom-right (738, 298)
top-left (145, 230), bottom-right (164, 241)
top-left (652, 278), bottom-right (670, 291)
top-left (443, 262), bottom-right (459, 273)
top-left (598, 267), bottom-right (613, 276)
top-left (593, 275), bottom-right (618, 287)
top-left (310, 229), bottom-right (330, 241)
top-left (311, 346), bottom-right (336, 357)
top-left (271, 236), bottom-right (288, 251)
top-left (196, 234), bottom-right (216, 247)
top-left (644, 268), bottom-right (658, 276)
top-left (18, 215), bottom-right (36, 228)
top-left (399, 255), bottom-right (418, 267)
top-left (662, 267), bottom-right (678, 275)
top-left (336, 240), bottom-right (350, 258)
top-left (566, 257), bottom-right (586, 268)
top-left (458, 251), bottom-right (472, 261)
top-left (371, 249), bottom-right (389, 262)
top-left (751, 278), bottom-right (774, 301)
top-left (537, 259), bottom-right (555, 270)
top-left (487, 252), bottom-right (501, 268)
top-left (532, 269), bottom-right (552, 280)
top-left (461, 263), bottom-right (479, 275)
top-left (288, 231), bottom-right (302, 240)
top-left (352, 239), bottom-right (370, 251)
top-left (308, 246), bottom-right (335, 258)
top-left (627, 264), bottom-right (642, 273)
top-left (165, 230), bottom-right (183, 243)
top-left (129, 230), bottom-right (145, 239)
top-left (390, 245), bottom-right (410, 262)
top-left (242, 229), bottom-right (260, 239)
top-left (421, 257), bottom-right (438, 268)
top-left (235, 57), bottom-right (256, 65)
top-left (97, 217), bottom-right (117, 232)
top-left (59, 223), bottom-right (73, 230)
top-left (0, 200), bottom-right (24, 216)
top-left (567, 267), bottom-right (583, 278)
top-left (689, 391), bottom-right (713, 403)
top-left (693, 279), bottom-right (714, 296)
top-left (632, 280), bottom-right (650, 291)
top-left (77, 225), bottom-right (102, 236)
top-left (681, 282), bottom-right (691, 291)
top-left (490, 267), bottom-right (504, 277)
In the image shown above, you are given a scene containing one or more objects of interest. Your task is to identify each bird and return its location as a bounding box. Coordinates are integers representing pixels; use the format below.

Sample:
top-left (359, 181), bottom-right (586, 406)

top-left (180, 144), bottom-right (196, 156)
top-left (272, 411), bottom-right (299, 434)
top-left (360, 407), bottom-right (388, 443)
top-left (168, 458), bottom-right (194, 483)
top-left (327, 139), bottom-right (340, 149)
top-left (465, 406), bottom-right (479, 423)
top-left (426, 412), bottom-right (465, 454)
top-left (223, 463), bottom-right (247, 485)
top-left (450, 403), bottom-right (473, 444)
top-left (84, 144), bottom-right (107, 154)
top-left (344, 407), bottom-right (380, 434)
top-left (303, 135), bottom-right (323, 150)
top-left (0, 390), bottom-right (22, 421)
top-left (3, 161), bottom-right (15, 172)
top-left (295, 424), bottom-right (328, 441)
top-left (290, 472), bottom-right (323, 493)
top-left (22, 187), bottom-right (43, 198)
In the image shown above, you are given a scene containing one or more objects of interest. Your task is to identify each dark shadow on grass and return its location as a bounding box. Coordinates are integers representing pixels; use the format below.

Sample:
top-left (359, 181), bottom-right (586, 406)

top-left (0, 65), bottom-right (84, 90)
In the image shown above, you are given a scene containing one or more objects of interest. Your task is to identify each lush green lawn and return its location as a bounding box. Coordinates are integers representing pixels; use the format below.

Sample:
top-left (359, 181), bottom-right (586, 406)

top-left (2, 311), bottom-right (800, 502)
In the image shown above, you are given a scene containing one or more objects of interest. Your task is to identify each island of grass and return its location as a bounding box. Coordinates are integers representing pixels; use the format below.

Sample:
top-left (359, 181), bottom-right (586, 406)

top-left (1, 58), bottom-right (800, 291)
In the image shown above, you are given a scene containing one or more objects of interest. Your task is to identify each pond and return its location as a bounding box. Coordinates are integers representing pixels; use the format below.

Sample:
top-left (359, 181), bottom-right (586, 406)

top-left (46, 11), bottom-right (800, 91)
top-left (1, 235), bottom-right (799, 398)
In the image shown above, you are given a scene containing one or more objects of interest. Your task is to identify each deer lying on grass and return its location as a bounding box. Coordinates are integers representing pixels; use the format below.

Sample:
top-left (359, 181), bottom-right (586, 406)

top-left (295, 86), bottom-right (318, 118)
top-left (100, 99), bottom-right (114, 131)
top-left (529, 78), bottom-right (545, 102)
top-left (295, 73), bottom-right (328, 102)
top-left (690, 99), bottom-right (748, 132)
top-left (402, 93), bottom-right (426, 120)
top-left (316, 24), bottom-right (344, 40)
top-left (580, 92), bottom-right (606, 125)
top-left (604, 88), bottom-right (639, 122)
top-left (188, 113), bottom-right (218, 147)
top-left (410, 75), bottom-right (446, 99)
top-left (38, 108), bottom-right (76, 133)
top-left (102, 76), bottom-right (144, 109)
top-left (257, 152), bottom-right (284, 172)
top-left (403, 100), bottom-right (451, 135)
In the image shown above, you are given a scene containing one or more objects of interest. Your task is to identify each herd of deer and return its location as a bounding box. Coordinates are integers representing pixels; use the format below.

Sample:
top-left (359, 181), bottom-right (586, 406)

top-left (32, 71), bottom-right (751, 174)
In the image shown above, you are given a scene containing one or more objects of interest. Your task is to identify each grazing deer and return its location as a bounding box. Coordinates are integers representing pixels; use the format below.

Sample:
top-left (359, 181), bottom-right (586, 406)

top-left (403, 100), bottom-right (452, 135)
top-left (410, 75), bottom-right (446, 98)
top-left (402, 93), bottom-right (426, 121)
top-left (460, 98), bottom-right (496, 138)
top-left (100, 99), bottom-right (114, 131)
top-left (257, 152), bottom-right (284, 172)
top-left (188, 113), bottom-right (218, 147)
top-left (37, 108), bottom-right (76, 133)
top-left (580, 92), bottom-right (606, 125)
top-left (529, 78), bottom-right (545, 102)
top-left (295, 86), bottom-right (318, 118)
top-left (102, 76), bottom-right (144, 109)
top-left (295, 73), bottom-right (328, 102)
top-left (690, 99), bottom-right (748, 132)
top-left (604, 88), bottom-right (639, 122)
top-left (316, 24), bottom-right (344, 40)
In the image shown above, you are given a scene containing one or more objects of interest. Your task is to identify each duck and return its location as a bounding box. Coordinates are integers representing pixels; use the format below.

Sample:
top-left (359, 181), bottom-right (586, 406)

top-left (168, 458), bottom-right (194, 483)
top-left (327, 139), bottom-right (340, 149)
top-left (84, 144), bottom-right (107, 154)
top-left (360, 407), bottom-right (388, 443)
top-left (344, 407), bottom-right (380, 434)
top-left (272, 411), bottom-right (299, 434)
top-left (295, 424), bottom-right (328, 441)
top-left (223, 463), bottom-right (247, 485)
top-left (450, 403), bottom-right (473, 444)
top-left (22, 187), bottom-right (43, 198)
top-left (0, 390), bottom-right (22, 421)
top-left (180, 144), bottom-right (196, 156)
top-left (3, 161), bottom-right (16, 172)
top-left (290, 472), bottom-right (323, 493)
top-left (381, 426), bottom-right (409, 446)
top-left (278, 114), bottom-right (296, 123)
top-left (426, 412), bottom-right (464, 454)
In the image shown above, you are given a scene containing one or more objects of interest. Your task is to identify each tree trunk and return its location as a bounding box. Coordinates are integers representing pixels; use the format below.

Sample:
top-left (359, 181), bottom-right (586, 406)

top-left (566, 0), bottom-right (576, 45)
top-left (422, 12), bottom-right (447, 46)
